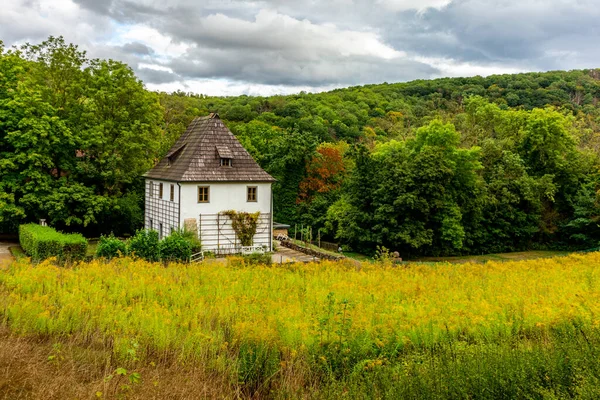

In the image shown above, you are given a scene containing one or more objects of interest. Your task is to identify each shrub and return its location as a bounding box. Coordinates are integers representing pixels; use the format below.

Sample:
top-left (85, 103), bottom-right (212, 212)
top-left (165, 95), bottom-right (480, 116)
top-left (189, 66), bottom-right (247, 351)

top-left (228, 252), bottom-right (272, 268)
top-left (128, 229), bottom-right (160, 262)
top-left (159, 231), bottom-right (192, 263)
top-left (179, 228), bottom-right (202, 253)
top-left (245, 252), bottom-right (273, 266)
top-left (96, 234), bottom-right (127, 259)
top-left (19, 224), bottom-right (87, 264)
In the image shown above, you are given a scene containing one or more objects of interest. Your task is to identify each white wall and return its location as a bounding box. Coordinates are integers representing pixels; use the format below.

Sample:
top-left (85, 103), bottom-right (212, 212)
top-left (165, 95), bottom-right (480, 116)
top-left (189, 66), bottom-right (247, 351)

top-left (179, 182), bottom-right (271, 219)
top-left (179, 182), bottom-right (272, 251)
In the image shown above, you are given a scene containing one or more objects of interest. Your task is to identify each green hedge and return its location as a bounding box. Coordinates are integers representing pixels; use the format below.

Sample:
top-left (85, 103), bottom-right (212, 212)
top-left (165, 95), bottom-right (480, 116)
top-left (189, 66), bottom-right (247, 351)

top-left (19, 224), bottom-right (88, 263)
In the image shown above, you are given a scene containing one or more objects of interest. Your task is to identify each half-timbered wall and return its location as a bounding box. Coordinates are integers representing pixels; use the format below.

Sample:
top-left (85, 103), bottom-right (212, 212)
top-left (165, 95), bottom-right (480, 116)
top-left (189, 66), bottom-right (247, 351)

top-left (144, 179), bottom-right (180, 240)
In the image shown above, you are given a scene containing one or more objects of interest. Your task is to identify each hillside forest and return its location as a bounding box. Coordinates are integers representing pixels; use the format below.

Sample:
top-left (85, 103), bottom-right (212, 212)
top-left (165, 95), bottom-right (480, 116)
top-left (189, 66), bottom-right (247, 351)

top-left (2, 37), bottom-right (600, 256)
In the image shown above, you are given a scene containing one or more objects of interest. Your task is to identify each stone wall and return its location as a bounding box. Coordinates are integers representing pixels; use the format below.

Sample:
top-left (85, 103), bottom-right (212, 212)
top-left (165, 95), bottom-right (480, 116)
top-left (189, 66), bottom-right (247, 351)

top-left (280, 240), bottom-right (344, 261)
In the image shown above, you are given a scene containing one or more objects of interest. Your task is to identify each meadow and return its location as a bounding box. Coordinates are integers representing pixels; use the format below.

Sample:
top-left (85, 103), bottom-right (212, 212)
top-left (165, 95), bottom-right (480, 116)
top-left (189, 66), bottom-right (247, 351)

top-left (2, 254), bottom-right (600, 398)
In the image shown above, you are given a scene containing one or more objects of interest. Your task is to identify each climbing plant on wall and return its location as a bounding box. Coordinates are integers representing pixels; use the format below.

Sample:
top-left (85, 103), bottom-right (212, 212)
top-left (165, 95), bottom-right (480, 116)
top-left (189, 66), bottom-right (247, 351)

top-left (222, 210), bottom-right (261, 246)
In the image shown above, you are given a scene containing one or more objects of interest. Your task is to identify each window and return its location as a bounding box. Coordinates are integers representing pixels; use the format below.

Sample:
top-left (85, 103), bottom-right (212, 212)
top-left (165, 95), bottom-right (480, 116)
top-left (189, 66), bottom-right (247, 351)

top-left (149, 181), bottom-right (154, 197)
top-left (247, 186), bottom-right (257, 202)
top-left (159, 223), bottom-right (163, 240)
top-left (159, 183), bottom-right (163, 199)
top-left (198, 186), bottom-right (210, 203)
top-left (149, 219), bottom-right (153, 230)
top-left (220, 158), bottom-right (232, 167)
top-left (170, 184), bottom-right (175, 202)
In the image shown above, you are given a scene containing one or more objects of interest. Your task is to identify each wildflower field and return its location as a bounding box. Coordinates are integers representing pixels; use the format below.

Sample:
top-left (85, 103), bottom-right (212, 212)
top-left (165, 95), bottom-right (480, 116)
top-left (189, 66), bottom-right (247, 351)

top-left (2, 254), bottom-right (600, 398)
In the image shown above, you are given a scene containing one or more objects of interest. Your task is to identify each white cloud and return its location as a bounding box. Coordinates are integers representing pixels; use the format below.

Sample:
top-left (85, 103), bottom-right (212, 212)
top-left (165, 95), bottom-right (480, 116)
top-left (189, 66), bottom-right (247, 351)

top-left (113, 25), bottom-right (190, 59)
top-left (186, 9), bottom-right (404, 60)
top-left (138, 63), bottom-right (174, 73)
top-left (376, 0), bottom-right (452, 12)
top-left (147, 78), bottom-right (340, 97)
top-left (412, 56), bottom-right (524, 77)
top-left (1, 0), bottom-right (109, 46)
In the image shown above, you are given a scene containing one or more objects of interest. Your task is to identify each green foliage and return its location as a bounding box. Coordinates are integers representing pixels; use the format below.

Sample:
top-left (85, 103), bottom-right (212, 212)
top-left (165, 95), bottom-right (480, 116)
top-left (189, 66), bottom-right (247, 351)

top-left (242, 252), bottom-right (272, 266)
top-left (158, 231), bottom-right (193, 263)
top-left (0, 36), bottom-right (161, 235)
top-left (19, 223), bottom-right (87, 263)
top-left (222, 210), bottom-right (261, 247)
top-left (95, 234), bottom-right (127, 259)
top-left (5, 35), bottom-right (600, 257)
top-left (128, 229), bottom-right (160, 262)
top-left (178, 227), bottom-right (202, 253)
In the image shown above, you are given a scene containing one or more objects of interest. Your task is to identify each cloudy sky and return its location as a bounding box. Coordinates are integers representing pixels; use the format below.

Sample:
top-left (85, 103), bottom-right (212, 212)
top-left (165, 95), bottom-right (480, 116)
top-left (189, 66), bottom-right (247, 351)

top-left (2, 0), bottom-right (599, 96)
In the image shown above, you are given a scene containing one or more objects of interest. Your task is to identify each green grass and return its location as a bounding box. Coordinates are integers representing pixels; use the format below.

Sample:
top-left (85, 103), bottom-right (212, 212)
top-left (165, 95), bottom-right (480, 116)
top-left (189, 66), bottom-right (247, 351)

top-left (341, 251), bottom-right (371, 261)
top-left (285, 240), bottom-right (570, 264)
top-left (8, 246), bottom-right (26, 260)
top-left (413, 250), bottom-right (570, 263)
top-left (86, 240), bottom-right (98, 257)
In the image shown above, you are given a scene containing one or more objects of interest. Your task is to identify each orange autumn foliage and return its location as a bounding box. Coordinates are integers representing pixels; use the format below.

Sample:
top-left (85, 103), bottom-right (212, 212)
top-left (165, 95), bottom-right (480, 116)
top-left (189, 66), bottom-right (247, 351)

top-left (298, 144), bottom-right (346, 203)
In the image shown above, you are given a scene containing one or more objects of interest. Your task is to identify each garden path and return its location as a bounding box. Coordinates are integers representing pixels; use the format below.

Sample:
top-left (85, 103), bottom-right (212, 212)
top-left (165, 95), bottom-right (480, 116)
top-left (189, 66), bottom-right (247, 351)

top-left (271, 242), bottom-right (320, 263)
top-left (0, 241), bottom-right (15, 267)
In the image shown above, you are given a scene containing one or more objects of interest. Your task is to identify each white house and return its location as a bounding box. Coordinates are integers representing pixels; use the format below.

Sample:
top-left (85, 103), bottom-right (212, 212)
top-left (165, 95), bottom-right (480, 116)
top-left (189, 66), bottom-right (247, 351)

top-left (143, 113), bottom-right (276, 253)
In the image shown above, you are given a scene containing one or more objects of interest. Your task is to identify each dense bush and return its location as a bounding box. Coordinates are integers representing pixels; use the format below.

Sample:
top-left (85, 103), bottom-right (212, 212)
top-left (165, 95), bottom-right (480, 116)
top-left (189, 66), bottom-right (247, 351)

top-left (19, 224), bottom-right (87, 263)
top-left (95, 234), bottom-right (127, 259)
top-left (128, 229), bottom-right (160, 262)
top-left (159, 231), bottom-right (193, 262)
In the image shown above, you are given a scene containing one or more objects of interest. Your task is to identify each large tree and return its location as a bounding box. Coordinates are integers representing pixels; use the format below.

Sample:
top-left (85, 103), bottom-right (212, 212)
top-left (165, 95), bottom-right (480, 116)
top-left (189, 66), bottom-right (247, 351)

top-left (0, 37), bottom-right (163, 235)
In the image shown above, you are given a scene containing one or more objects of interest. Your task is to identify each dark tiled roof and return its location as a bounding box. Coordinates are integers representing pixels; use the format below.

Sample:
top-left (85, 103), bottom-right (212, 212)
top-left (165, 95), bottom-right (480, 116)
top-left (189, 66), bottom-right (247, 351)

top-left (144, 114), bottom-right (275, 182)
top-left (215, 145), bottom-right (234, 159)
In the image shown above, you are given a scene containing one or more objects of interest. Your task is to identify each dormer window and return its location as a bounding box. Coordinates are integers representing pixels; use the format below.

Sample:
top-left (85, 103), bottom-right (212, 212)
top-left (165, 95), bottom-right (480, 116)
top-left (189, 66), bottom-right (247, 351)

top-left (216, 145), bottom-right (234, 167)
top-left (166, 144), bottom-right (186, 167)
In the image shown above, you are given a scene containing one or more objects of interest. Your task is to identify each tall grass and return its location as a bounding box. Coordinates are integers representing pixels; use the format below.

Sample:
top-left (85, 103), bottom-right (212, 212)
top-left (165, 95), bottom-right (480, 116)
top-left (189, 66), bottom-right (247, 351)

top-left (2, 254), bottom-right (600, 397)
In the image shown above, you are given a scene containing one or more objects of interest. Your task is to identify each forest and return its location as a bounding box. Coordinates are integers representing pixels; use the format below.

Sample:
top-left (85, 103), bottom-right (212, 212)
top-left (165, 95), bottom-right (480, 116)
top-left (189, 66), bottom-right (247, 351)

top-left (2, 37), bottom-right (600, 257)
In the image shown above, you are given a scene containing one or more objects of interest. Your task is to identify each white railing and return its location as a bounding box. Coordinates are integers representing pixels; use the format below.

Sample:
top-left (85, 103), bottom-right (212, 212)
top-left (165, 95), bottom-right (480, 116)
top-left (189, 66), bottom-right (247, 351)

top-left (190, 251), bottom-right (204, 263)
top-left (241, 245), bottom-right (265, 255)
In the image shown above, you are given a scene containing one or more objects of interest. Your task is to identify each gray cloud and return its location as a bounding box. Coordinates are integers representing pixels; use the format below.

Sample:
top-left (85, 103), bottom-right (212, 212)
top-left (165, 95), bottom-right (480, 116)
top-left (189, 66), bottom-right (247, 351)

top-left (169, 47), bottom-right (438, 86)
top-left (136, 67), bottom-right (180, 84)
top-left (2, 0), bottom-right (600, 95)
top-left (121, 41), bottom-right (155, 55)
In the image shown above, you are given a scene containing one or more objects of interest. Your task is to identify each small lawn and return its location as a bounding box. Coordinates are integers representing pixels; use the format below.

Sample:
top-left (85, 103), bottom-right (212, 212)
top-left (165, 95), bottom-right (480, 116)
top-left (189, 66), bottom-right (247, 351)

top-left (86, 240), bottom-right (98, 257)
top-left (413, 250), bottom-right (570, 264)
top-left (8, 246), bottom-right (26, 260)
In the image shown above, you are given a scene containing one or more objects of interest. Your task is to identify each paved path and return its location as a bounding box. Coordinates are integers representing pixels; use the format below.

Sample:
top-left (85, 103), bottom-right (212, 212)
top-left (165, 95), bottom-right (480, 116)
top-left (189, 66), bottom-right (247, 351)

top-left (272, 243), bottom-right (320, 263)
top-left (0, 241), bottom-right (16, 267)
